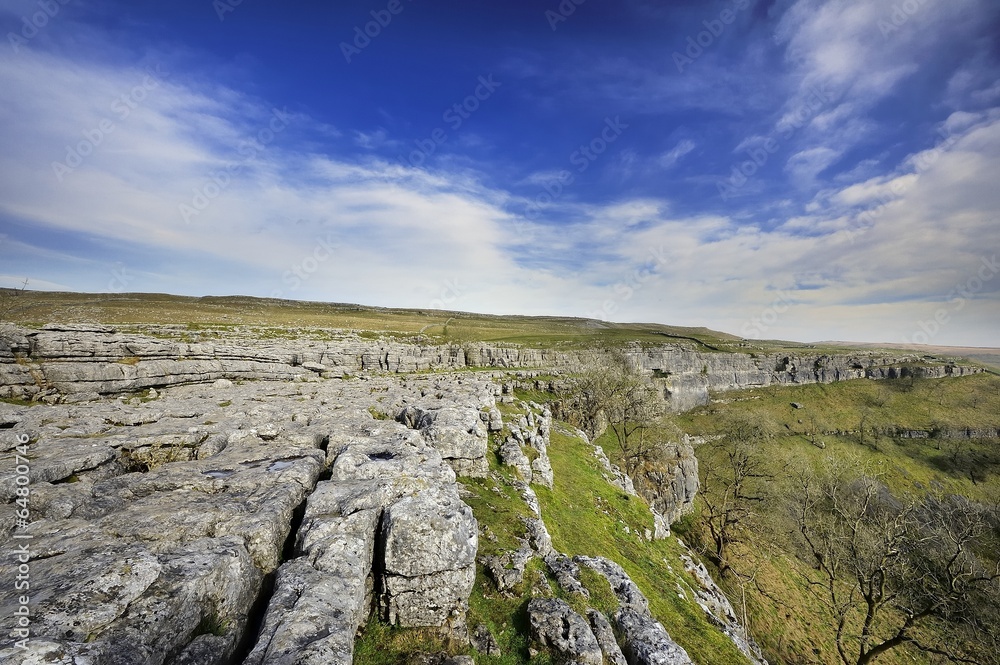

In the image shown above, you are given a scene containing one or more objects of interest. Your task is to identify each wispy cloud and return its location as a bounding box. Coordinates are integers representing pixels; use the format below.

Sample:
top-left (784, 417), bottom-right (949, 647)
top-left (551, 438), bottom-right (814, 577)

top-left (658, 139), bottom-right (696, 169)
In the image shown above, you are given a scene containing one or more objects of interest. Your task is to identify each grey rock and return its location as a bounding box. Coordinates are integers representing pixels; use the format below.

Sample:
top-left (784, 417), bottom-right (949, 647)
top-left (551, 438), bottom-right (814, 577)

top-left (575, 556), bottom-right (649, 614)
top-left (382, 488), bottom-right (478, 627)
top-left (589, 609), bottom-right (628, 665)
top-left (545, 553), bottom-right (589, 598)
top-left (678, 546), bottom-right (768, 664)
top-left (247, 508), bottom-right (379, 665)
top-left (615, 609), bottom-right (694, 665)
top-left (397, 404), bottom-right (488, 476)
top-left (485, 406), bottom-right (503, 431)
top-left (527, 598), bottom-right (603, 665)
top-left (471, 623), bottom-right (502, 656)
top-left (483, 542), bottom-right (533, 593)
top-left (499, 438), bottom-right (532, 482)
top-left (630, 442), bottom-right (699, 527)
top-left (575, 557), bottom-right (693, 665)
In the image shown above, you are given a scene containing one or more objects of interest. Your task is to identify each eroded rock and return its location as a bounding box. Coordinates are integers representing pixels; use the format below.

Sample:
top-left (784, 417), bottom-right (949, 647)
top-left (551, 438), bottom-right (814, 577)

top-left (527, 598), bottom-right (603, 665)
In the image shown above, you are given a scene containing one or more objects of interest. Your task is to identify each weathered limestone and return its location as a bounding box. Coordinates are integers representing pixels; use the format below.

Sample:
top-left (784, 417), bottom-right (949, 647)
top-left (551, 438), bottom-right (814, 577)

top-left (589, 609), bottom-right (628, 665)
top-left (382, 488), bottom-right (478, 628)
top-left (2, 324), bottom-right (976, 412)
top-left (245, 510), bottom-right (379, 665)
top-left (397, 404), bottom-right (489, 477)
top-left (630, 441), bottom-right (699, 529)
top-left (527, 598), bottom-right (604, 665)
top-left (576, 556), bottom-right (695, 665)
top-left (0, 374), bottom-right (490, 662)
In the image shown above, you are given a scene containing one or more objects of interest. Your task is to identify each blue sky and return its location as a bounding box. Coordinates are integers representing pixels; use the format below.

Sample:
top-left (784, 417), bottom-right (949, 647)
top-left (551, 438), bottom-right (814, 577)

top-left (1, 0), bottom-right (998, 346)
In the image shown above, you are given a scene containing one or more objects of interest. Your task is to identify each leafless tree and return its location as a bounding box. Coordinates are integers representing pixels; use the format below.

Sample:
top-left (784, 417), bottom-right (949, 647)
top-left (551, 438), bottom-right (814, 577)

top-left (793, 470), bottom-right (1000, 665)
top-left (576, 351), bottom-right (671, 474)
top-left (698, 417), bottom-right (775, 578)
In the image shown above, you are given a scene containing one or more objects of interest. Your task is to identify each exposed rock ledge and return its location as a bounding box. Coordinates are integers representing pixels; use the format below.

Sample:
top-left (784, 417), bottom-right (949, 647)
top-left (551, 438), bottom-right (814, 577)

top-left (1, 325), bottom-right (981, 411)
top-left (0, 373), bottom-right (495, 663)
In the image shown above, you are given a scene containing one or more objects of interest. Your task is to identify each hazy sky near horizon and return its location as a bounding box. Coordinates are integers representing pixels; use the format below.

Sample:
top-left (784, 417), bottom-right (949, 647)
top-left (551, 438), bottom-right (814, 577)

top-left (0, 0), bottom-right (998, 346)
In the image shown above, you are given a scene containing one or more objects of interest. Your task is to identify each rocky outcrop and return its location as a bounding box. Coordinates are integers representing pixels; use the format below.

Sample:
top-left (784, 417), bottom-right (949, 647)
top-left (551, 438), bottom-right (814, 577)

top-left (576, 556), bottom-right (695, 665)
top-left (589, 608), bottom-right (629, 665)
top-left (1, 325), bottom-right (979, 412)
top-left (630, 441), bottom-right (699, 530)
top-left (676, 546), bottom-right (767, 665)
top-left (527, 598), bottom-right (604, 665)
top-left (497, 402), bottom-right (555, 489)
top-left (397, 405), bottom-right (489, 477)
top-left (0, 373), bottom-right (493, 663)
top-left (382, 488), bottom-right (478, 628)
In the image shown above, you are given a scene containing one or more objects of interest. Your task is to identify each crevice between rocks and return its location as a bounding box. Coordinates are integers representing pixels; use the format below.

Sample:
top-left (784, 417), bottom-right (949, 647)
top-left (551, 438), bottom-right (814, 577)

top-left (228, 572), bottom-right (276, 665)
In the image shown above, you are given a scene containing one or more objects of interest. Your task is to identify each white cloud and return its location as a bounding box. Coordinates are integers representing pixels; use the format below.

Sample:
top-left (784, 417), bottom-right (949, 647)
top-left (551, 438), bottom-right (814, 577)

top-left (1, 41), bottom-right (998, 347)
top-left (785, 146), bottom-right (841, 186)
top-left (658, 139), bottom-right (695, 169)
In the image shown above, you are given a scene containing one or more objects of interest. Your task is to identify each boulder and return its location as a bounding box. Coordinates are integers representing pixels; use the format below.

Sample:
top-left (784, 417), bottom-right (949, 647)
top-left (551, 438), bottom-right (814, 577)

top-left (615, 609), bottom-right (695, 665)
top-left (381, 488), bottom-right (478, 627)
top-left (499, 437), bottom-right (533, 481)
top-left (527, 598), bottom-right (603, 665)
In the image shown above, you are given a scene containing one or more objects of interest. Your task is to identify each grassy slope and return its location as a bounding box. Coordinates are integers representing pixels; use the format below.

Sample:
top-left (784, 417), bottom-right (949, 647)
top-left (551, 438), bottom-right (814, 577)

top-left (355, 399), bottom-right (752, 665)
top-left (2, 289), bottom-right (738, 349)
top-left (675, 374), bottom-right (1000, 665)
top-left (535, 428), bottom-right (752, 665)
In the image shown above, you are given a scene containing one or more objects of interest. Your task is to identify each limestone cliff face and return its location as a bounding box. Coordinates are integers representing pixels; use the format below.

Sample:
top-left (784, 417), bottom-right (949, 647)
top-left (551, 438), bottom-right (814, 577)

top-left (632, 349), bottom-right (982, 411)
top-left (1, 325), bottom-right (978, 410)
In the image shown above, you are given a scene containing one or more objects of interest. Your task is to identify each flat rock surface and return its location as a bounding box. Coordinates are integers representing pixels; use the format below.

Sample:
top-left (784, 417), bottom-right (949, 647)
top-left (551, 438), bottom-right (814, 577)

top-left (0, 373), bottom-right (496, 663)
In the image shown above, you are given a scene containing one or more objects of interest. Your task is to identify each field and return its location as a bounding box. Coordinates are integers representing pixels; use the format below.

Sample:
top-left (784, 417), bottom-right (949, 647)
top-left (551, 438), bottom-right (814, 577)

top-left (674, 373), bottom-right (1000, 664)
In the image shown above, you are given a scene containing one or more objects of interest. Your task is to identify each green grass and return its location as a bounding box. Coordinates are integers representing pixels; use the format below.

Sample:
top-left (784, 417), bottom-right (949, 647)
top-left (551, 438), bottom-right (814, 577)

top-left (0, 289), bottom-right (766, 351)
top-left (354, 618), bottom-right (468, 665)
top-left (535, 429), bottom-right (752, 665)
top-left (676, 373), bottom-right (1000, 664)
top-left (679, 373), bottom-right (1000, 501)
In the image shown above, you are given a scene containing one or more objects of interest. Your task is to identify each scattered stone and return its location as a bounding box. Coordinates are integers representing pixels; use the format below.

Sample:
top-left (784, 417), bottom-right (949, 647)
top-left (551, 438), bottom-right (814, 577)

top-left (471, 624), bottom-right (501, 657)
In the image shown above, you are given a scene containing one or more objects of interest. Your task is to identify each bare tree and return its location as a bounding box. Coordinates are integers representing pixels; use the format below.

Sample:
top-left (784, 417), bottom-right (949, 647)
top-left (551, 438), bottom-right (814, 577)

top-left (698, 417), bottom-right (775, 578)
top-left (577, 351), bottom-right (668, 474)
top-left (794, 470), bottom-right (1000, 665)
